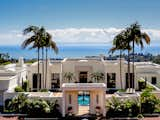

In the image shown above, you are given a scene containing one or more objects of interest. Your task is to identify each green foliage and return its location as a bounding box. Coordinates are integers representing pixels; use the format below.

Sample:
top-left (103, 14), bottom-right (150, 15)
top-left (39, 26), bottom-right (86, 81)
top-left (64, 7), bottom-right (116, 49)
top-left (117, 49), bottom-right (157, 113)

top-left (6, 94), bottom-right (27, 113)
top-left (22, 80), bottom-right (29, 92)
top-left (39, 88), bottom-right (48, 92)
top-left (14, 86), bottom-right (24, 92)
top-left (106, 97), bottom-right (140, 118)
top-left (140, 89), bottom-right (159, 113)
top-left (145, 85), bottom-right (155, 91)
top-left (5, 93), bottom-right (61, 118)
top-left (0, 61), bottom-right (11, 65)
top-left (138, 79), bottom-right (146, 91)
top-left (118, 89), bottom-right (126, 92)
top-left (25, 59), bottom-right (36, 64)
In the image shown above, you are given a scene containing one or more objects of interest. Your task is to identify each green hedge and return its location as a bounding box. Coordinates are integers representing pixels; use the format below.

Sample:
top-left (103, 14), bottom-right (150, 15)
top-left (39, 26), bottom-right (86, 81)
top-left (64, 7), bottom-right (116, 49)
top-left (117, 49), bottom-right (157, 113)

top-left (14, 86), bottom-right (24, 92)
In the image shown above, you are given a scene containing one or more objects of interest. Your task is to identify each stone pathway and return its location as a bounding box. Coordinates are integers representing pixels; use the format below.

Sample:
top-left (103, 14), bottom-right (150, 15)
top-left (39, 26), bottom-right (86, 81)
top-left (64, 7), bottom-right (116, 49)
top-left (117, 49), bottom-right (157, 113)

top-left (77, 106), bottom-right (89, 116)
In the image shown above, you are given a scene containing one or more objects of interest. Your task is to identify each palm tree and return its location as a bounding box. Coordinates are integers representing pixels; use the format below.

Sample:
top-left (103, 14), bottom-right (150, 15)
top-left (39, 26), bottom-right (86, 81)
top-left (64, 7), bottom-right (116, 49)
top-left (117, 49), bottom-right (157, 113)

top-left (109, 32), bottom-right (127, 89)
top-left (39, 27), bottom-right (46, 89)
top-left (127, 22), bottom-right (150, 89)
top-left (123, 29), bottom-right (132, 90)
top-left (90, 72), bottom-right (104, 83)
top-left (22, 26), bottom-right (45, 91)
top-left (43, 32), bottom-right (58, 88)
top-left (63, 72), bottom-right (74, 83)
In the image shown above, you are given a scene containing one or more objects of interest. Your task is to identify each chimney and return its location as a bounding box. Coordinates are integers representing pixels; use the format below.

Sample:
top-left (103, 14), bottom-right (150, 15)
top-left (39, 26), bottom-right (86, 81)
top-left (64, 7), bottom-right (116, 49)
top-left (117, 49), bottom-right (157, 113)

top-left (18, 57), bottom-right (24, 67)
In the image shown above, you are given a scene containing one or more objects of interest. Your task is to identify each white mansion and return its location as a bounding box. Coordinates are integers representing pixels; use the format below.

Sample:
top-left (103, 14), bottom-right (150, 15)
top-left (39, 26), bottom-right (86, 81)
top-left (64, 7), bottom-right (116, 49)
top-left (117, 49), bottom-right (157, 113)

top-left (28, 56), bottom-right (160, 91)
top-left (0, 56), bottom-right (160, 116)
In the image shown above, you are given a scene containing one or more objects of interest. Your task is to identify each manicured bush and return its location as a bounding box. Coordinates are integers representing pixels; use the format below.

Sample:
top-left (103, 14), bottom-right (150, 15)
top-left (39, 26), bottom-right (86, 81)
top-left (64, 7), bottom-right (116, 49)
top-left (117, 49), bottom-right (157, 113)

top-left (106, 97), bottom-right (140, 118)
top-left (6, 94), bottom-right (27, 113)
top-left (14, 86), bottom-right (24, 92)
top-left (39, 88), bottom-right (48, 92)
top-left (141, 89), bottom-right (159, 113)
top-left (5, 93), bottom-right (61, 118)
top-left (138, 79), bottom-right (146, 91)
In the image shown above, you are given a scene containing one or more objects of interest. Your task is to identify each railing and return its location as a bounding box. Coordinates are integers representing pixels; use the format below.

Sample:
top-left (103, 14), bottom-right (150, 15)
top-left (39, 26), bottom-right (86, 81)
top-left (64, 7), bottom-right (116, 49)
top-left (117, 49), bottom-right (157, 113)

top-left (62, 83), bottom-right (106, 88)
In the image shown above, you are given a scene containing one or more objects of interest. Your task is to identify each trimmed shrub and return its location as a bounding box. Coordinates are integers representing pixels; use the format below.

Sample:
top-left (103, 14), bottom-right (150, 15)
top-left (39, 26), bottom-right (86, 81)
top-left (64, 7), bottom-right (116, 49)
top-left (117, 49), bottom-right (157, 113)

top-left (141, 89), bottom-right (159, 113)
top-left (14, 86), bottom-right (24, 92)
top-left (5, 93), bottom-right (62, 118)
top-left (106, 97), bottom-right (140, 118)
top-left (138, 79), bottom-right (146, 91)
top-left (39, 89), bottom-right (48, 92)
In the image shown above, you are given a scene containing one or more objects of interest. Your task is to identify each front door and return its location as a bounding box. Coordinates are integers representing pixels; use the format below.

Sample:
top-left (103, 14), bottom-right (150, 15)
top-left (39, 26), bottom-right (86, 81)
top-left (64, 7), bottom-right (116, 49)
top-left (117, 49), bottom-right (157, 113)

top-left (79, 72), bottom-right (87, 83)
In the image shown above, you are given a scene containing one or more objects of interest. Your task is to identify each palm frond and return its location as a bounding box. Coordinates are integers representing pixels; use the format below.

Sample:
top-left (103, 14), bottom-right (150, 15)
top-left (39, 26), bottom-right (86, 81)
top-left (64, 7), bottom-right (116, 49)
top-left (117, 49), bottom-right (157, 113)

top-left (23, 26), bottom-right (39, 35)
top-left (50, 41), bottom-right (58, 54)
top-left (109, 47), bottom-right (117, 54)
top-left (142, 32), bottom-right (150, 44)
top-left (21, 36), bottom-right (36, 49)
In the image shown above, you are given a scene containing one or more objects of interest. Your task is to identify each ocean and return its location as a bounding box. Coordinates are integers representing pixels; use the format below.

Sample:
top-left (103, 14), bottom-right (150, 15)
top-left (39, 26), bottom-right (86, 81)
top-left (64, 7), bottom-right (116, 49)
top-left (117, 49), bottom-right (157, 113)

top-left (0, 44), bottom-right (160, 59)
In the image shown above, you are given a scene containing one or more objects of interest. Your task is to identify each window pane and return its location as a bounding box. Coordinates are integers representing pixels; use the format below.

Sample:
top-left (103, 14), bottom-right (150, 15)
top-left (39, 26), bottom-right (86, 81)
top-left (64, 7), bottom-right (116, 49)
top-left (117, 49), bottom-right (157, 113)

top-left (107, 73), bottom-right (116, 88)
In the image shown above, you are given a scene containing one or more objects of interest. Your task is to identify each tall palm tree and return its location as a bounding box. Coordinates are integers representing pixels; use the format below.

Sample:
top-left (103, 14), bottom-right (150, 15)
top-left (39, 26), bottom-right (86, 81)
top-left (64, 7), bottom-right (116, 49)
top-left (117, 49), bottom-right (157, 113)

top-left (90, 72), bottom-right (104, 83)
top-left (43, 32), bottom-right (58, 88)
top-left (22, 26), bottom-right (45, 91)
top-left (109, 32), bottom-right (127, 89)
top-left (39, 27), bottom-right (46, 89)
top-left (127, 22), bottom-right (150, 89)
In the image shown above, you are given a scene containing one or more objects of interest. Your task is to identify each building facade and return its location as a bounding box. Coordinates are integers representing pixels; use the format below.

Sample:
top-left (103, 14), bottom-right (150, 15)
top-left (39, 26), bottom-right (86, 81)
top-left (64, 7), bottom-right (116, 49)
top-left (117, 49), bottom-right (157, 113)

top-left (28, 57), bottom-right (138, 91)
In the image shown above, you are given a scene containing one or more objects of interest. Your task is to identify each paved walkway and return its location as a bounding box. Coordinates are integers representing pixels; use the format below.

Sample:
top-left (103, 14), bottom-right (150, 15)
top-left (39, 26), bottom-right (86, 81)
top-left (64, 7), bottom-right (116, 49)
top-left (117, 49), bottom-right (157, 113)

top-left (77, 106), bottom-right (89, 116)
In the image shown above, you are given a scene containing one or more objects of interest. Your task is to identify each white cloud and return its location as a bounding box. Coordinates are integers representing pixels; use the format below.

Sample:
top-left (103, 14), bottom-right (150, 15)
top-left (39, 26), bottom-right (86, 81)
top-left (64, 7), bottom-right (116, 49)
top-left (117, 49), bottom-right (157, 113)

top-left (0, 28), bottom-right (160, 45)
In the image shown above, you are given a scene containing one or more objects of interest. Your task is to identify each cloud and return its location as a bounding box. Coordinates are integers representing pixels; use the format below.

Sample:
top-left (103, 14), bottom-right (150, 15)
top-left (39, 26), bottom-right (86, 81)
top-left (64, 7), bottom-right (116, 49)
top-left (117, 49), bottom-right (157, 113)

top-left (0, 28), bottom-right (160, 45)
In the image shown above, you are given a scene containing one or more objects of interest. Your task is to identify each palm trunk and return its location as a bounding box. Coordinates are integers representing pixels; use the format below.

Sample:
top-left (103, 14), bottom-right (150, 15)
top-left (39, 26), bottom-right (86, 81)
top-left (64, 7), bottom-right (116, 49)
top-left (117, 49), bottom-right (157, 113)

top-left (37, 47), bottom-right (40, 91)
top-left (128, 49), bottom-right (130, 89)
top-left (42, 47), bottom-right (44, 89)
top-left (120, 50), bottom-right (123, 89)
top-left (45, 47), bottom-right (48, 88)
top-left (132, 41), bottom-right (135, 89)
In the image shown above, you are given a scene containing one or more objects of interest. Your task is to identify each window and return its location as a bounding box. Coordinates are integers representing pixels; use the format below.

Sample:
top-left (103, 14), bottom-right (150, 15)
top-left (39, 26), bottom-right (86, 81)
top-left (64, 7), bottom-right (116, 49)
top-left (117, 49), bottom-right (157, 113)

top-left (51, 73), bottom-right (60, 89)
top-left (32, 73), bottom-right (41, 90)
top-left (152, 77), bottom-right (157, 84)
top-left (107, 73), bottom-right (116, 88)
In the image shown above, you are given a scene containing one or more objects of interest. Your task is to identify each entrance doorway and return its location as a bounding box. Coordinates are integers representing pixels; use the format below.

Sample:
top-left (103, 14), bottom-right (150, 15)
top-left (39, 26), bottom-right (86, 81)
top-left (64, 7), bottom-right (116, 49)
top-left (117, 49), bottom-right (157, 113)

top-left (79, 72), bottom-right (88, 83)
top-left (77, 91), bottom-right (90, 115)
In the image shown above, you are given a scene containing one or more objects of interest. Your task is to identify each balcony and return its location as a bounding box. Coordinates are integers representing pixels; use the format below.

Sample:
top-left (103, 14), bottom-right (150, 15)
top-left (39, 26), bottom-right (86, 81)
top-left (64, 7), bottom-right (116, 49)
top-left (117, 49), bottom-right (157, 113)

top-left (62, 83), bottom-right (106, 91)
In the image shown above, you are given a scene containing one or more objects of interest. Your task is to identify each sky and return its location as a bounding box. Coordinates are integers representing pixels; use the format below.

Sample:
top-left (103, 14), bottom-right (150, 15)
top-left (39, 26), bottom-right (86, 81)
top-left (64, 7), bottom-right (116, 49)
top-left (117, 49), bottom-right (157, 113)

top-left (0, 0), bottom-right (160, 45)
